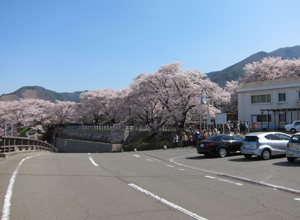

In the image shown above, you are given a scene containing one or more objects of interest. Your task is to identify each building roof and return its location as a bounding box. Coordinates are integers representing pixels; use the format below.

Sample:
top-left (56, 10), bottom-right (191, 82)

top-left (236, 77), bottom-right (300, 92)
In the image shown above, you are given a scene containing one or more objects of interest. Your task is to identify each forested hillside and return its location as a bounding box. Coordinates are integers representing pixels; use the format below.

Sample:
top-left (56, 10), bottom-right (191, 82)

top-left (207, 45), bottom-right (300, 87)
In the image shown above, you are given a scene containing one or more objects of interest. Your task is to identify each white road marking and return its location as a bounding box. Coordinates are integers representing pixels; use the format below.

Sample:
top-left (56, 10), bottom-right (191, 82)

top-left (89, 157), bottom-right (99, 166)
top-left (205, 176), bottom-right (243, 186)
top-left (167, 165), bottom-right (174, 168)
top-left (133, 155), bottom-right (140, 157)
top-left (294, 198), bottom-right (300, 201)
top-left (128, 183), bottom-right (208, 220)
top-left (147, 159), bottom-right (154, 162)
top-left (171, 155), bottom-right (300, 195)
top-left (138, 154), bottom-right (162, 162)
top-left (1, 154), bottom-right (44, 220)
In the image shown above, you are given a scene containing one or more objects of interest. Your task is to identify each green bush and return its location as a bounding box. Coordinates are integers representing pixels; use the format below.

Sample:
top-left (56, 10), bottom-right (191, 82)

top-left (18, 127), bottom-right (30, 137)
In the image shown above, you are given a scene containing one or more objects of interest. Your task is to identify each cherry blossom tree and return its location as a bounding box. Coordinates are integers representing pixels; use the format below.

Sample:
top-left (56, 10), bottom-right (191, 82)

top-left (223, 80), bottom-right (239, 114)
top-left (51, 100), bottom-right (76, 124)
top-left (127, 62), bottom-right (228, 130)
top-left (0, 99), bottom-right (53, 138)
top-left (108, 88), bottom-right (132, 125)
top-left (79, 88), bottom-right (116, 124)
top-left (242, 57), bottom-right (300, 83)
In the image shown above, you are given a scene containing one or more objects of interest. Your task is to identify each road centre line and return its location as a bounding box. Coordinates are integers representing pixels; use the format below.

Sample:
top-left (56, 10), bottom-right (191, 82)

top-left (137, 154), bottom-right (162, 162)
top-left (128, 183), bottom-right (208, 220)
top-left (89, 156), bottom-right (99, 166)
top-left (1, 154), bottom-right (44, 220)
top-left (170, 155), bottom-right (300, 195)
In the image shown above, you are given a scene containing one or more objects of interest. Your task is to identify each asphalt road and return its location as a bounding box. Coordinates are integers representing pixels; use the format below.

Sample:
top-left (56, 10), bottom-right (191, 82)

top-left (1, 148), bottom-right (300, 220)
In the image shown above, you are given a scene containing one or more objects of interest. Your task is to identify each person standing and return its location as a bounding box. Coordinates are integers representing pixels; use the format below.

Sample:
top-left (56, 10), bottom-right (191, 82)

top-left (182, 132), bottom-right (188, 148)
top-left (246, 121), bottom-right (250, 134)
top-left (173, 134), bottom-right (179, 149)
top-left (188, 133), bottom-right (193, 147)
top-left (239, 121), bottom-right (244, 135)
top-left (243, 121), bottom-right (248, 135)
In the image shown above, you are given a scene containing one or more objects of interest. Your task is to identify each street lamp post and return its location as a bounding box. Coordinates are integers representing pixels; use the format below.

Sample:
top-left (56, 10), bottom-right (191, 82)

top-left (4, 122), bottom-right (7, 136)
top-left (128, 108), bottom-right (131, 146)
top-left (11, 117), bottom-right (14, 136)
top-left (200, 88), bottom-right (205, 130)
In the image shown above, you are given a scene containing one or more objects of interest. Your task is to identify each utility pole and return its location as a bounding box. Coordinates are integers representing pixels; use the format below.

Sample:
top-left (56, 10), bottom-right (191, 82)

top-left (11, 117), bottom-right (14, 136)
top-left (200, 88), bottom-right (205, 130)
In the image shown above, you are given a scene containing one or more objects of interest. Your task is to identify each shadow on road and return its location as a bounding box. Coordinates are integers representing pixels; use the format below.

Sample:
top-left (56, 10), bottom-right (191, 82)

top-left (185, 156), bottom-right (211, 160)
top-left (272, 160), bottom-right (300, 167)
top-left (228, 157), bottom-right (262, 162)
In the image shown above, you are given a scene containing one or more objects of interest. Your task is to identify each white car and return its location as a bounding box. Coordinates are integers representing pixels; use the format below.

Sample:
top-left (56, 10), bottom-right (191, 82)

top-left (285, 121), bottom-right (300, 134)
top-left (241, 132), bottom-right (291, 160)
top-left (286, 133), bottom-right (300, 163)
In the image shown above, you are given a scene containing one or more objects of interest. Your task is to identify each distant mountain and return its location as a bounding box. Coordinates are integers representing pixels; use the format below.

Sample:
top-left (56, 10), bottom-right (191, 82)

top-left (1, 46), bottom-right (300, 101)
top-left (0, 86), bottom-right (85, 102)
top-left (207, 45), bottom-right (300, 87)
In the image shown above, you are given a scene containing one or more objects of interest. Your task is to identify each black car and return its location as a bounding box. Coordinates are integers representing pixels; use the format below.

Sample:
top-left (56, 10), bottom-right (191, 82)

top-left (197, 134), bottom-right (244, 157)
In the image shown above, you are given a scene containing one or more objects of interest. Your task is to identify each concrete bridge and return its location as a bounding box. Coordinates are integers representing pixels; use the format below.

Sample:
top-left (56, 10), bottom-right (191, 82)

top-left (0, 136), bottom-right (57, 158)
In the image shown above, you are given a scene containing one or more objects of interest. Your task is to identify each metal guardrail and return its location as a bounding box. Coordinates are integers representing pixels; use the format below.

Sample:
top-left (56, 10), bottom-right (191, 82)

top-left (0, 136), bottom-right (58, 153)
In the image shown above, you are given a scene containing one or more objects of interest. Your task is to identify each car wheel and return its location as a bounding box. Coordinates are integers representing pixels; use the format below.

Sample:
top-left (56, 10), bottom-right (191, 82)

top-left (244, 154), bottom-right (252, 159)
top-left (218, 148), bottom-right (227, 157)
top-left (287, 157), bottom-right (296, 163)
top-left (261, 149), bottom-right (271, 160)
top-left (291, 128), bottom-right (296, 134)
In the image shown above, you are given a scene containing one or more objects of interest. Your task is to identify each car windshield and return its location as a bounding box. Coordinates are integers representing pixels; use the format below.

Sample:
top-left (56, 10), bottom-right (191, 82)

top-left (265, 134), bottom-right (280, 140)
top-left (206, 136), bottom-right (220, 141)
top-left (232, 136), bottom-right (244, 141)
top-left (290, 135), bottom-right (300, 143)
top-left (277, 134), bottom-right (290, 140)
top-left (244, 136), bottom-right (258, 142)
top-left (222, 136), bottom-right (233, 141)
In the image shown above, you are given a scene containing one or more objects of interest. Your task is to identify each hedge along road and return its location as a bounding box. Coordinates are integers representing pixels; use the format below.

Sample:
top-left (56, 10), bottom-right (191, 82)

top-left (0, 148), bottom-right (300, 220)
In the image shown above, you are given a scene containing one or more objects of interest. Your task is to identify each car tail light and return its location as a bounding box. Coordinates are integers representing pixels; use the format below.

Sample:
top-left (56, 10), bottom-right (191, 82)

top-left (256, 141), bottom-right (260, 148)
top-left (287, 143), bottom-right (289, 148)
top-left (206, 142), bottom-right (214, 146)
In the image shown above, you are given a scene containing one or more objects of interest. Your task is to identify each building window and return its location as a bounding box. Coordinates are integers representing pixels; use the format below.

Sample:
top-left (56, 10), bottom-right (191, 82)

top-left (252, 114), bottom-right (272, 122)
top-left (278, 93), bottom-right (287, 102)
top-left (298, 91), bottom-right (300, 102)
top-left (251, 94), bottom-right (271, 104)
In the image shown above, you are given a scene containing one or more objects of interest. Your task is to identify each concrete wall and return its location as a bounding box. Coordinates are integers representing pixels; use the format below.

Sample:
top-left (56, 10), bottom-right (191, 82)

top-left (56, 138), bottom-right (113, 153)
top-left (63, 129), bottom-right (111, 136)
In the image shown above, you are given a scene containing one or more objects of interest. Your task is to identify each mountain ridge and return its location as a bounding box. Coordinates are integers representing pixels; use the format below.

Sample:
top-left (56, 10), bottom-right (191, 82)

top-left (0, 86), bottom-right (84, 102)
top-left (1, 45), bottom-right (300, 102)
top-left (206, 45), bottom-right (300, 87)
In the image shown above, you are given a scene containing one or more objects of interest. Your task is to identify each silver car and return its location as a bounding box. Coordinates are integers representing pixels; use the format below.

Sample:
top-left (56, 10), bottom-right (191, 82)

top-left (241, 132), bottom-right (291, 160)
top-left (286, 133), bottom-right (300, 163)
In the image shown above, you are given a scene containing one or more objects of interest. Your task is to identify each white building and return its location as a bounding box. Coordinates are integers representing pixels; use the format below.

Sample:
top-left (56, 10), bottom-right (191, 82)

top-left (236, 77), bottom-right (300, 131)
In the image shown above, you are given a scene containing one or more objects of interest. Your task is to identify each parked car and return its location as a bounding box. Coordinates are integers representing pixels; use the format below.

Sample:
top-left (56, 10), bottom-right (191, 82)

top-left (285, 121), bottom-right (300, 134)
top-left (286, 133), bottom-right (300, 163)
top-left (241, 132), bottom-right (291, 160)
top-left (197, 134), bottom-right (244, 157)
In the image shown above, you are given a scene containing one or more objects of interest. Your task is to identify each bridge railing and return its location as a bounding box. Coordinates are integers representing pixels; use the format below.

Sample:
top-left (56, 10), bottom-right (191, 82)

top-left (0, 136), bottom-right (58, 153)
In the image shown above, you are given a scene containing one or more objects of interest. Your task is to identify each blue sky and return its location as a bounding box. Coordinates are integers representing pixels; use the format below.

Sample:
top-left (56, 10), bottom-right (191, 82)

top-left (1, 0), bottom-right (299, 95)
